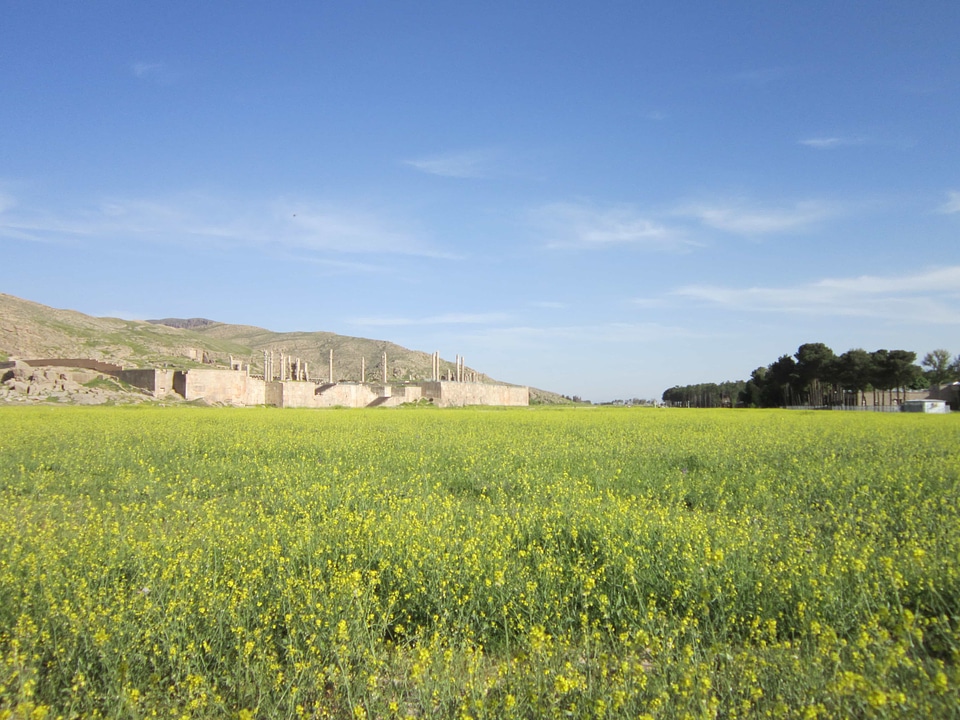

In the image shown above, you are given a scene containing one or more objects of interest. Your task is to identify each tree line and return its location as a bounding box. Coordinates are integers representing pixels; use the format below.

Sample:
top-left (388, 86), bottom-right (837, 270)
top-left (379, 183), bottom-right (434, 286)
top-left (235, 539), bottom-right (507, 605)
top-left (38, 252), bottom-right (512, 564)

top-left (662, 344), bottom-right (960, 408)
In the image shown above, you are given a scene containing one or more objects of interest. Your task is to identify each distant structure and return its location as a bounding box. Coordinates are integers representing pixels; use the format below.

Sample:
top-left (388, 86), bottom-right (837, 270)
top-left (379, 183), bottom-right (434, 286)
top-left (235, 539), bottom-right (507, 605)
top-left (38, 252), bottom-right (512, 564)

top-left (901, 399), bottom-right (950, 414)
top-left (14, 350), bottom-right (529, 408)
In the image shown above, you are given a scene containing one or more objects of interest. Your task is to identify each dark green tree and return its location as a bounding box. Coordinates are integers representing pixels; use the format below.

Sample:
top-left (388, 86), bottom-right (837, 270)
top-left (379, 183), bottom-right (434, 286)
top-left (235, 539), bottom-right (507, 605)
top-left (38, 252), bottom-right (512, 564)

top-left (795, 343), bottom-right (836, 406)
top-left (738, 367), bottom-right (767, 407)
top-left (869, 350), bottom-right (894, 406)
top-left (834, 349), bottom-right (872, 406)
top-left (922, 349), bottom-right (953, 385)
top-left (766, 355), bottom-right (799, 406)
top-left (887, 350), bottom-right (921, 403)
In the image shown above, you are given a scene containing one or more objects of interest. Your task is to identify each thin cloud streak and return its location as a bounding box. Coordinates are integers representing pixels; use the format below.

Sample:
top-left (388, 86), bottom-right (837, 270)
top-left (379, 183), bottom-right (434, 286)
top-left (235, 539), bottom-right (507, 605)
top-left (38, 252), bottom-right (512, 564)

top-left (131, 61), bottom-right (175, 84)
top-left (939, 190), bottom-right (960, 214)
top-left (404, 149), bottom-right (492, 178)
top-left (278, 253), bottom-right (390, 275)
top-left (533, 201), bottom-right (693, 252)
top-left (463, 321), bottom-right (710, 347)
top-left (349, 312), bottom-right (511, 327)
top-left (0, 192), bottom-right (16, 214)
top-left (0, 191), bottom-right (454, 261)
top-left (274, 202), bottom-right (449, 258)
top-left (672, 266), bottom-right (960, 324)
top-left (678, 199), bottom-right (834, 235)
top-left (799, 136), bottom-right (867, 149)
top-left (631, 297), bottom-right (669, 309)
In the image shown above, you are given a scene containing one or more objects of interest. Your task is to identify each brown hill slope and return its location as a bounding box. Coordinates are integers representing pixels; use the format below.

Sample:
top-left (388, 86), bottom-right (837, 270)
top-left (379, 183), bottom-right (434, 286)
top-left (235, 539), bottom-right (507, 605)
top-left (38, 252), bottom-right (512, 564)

top-left (0, 293), bottom-right (568, 402)
top-left (0, 293), bottom-right (248, 366)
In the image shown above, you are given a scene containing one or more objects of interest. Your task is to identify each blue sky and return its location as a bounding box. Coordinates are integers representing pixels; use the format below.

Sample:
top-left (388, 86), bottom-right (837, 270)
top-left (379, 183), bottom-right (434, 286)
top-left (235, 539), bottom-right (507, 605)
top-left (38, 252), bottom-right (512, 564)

top-left (2, 2), bottom-right (959, 401)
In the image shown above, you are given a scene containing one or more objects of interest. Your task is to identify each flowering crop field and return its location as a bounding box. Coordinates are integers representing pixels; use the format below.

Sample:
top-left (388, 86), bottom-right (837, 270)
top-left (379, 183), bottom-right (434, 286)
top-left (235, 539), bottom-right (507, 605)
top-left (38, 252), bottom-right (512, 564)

top-left (1, 406), bottom-right (958, 719)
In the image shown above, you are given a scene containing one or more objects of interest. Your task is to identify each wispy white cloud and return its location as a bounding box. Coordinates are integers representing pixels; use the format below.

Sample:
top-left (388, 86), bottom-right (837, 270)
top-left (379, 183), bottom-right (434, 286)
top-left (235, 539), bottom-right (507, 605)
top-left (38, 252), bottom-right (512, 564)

top-left (532, 201), bottom-right (692, 252)
top-left (349, 312), bottom-right (510, 327)
top-left (274, 201), bottom-right (453, 257)
top-left (131, 61), bottom-right (175, 84)
top-left (0, 191), bottom-right (453, 262)
top-left (631, 297), bottom-right (669, 309)
top-left (939, 190), bottom-right (960, 214)
top-left (671, 266), bottom-right (960, 324)
top-left (277, 253), bottom-right (389, 275)
top-left (463, 321), bottom-right (707, 346)
top-left (677, 198), bottom-right (834, 235)
top-left (0, 192), bottom-right (16, 214)
top-left (799, 136), bottom-right (868, 149)
top-left (404, 149), bottom-right (493, 178)
top-left (530, 301), bottom-right (568, 309)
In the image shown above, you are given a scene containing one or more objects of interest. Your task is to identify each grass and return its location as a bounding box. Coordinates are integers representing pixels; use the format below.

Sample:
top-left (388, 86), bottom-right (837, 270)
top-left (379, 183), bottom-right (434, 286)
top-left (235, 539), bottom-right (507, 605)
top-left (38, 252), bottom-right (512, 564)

top-left (82, 377), bottom-right (124, 392)
top-left (0, 406), bottom-right (957, 718)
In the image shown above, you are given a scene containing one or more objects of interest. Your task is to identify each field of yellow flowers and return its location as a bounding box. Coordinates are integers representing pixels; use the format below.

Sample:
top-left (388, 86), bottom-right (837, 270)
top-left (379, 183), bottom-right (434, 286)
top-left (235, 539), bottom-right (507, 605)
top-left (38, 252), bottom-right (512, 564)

top-left (0, 405), bottom-right (958, 719)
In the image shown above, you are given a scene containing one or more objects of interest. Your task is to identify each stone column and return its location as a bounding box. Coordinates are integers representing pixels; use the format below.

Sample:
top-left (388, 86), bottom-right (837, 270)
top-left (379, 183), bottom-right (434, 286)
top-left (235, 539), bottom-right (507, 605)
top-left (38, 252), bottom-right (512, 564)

top-left (382, 351), bottom-right (388, 385)
top-left (329, 349), bottom-right (334, 384)
top-left (361, 357), bottom-right (366, 384)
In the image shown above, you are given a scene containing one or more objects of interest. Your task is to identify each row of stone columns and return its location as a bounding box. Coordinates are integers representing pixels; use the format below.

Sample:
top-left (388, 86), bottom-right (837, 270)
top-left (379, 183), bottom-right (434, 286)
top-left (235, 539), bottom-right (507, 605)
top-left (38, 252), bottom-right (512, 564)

top-left (261, 350), bottom-right (309, 382)
top-left (256, 348), bottom-right (479, 384)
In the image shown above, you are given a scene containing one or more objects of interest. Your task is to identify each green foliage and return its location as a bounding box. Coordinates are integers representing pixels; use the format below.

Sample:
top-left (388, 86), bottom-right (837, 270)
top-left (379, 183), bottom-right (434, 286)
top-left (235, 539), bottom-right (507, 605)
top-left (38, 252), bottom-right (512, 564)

top-left (0, 407), bottom-right (958, 718)
top-left (82, 377), bottom-right (123, 392)
top-left (923, 349), bottom-right (955, 386)
top-left (667, 343), bottom-right (957, 409)
top-left (661, 380), bottom-right (745, 408)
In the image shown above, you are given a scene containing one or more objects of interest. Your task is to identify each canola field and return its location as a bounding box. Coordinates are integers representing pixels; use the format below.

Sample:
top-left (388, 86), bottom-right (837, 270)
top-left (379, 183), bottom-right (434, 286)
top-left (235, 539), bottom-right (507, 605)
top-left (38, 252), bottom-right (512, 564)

top-left (0, 405), bottom-right (958, 719)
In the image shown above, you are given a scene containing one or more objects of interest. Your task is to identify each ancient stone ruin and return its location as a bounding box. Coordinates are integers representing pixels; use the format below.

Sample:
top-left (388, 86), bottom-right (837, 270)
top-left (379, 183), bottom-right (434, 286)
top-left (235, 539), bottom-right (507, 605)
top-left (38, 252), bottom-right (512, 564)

top-left (1, 352), bottom-right (529, 408)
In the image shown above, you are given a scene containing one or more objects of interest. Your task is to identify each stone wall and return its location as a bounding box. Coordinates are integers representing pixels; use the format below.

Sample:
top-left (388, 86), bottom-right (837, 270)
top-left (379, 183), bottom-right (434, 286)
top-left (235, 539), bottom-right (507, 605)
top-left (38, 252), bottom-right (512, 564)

top-left (166, 369), bottom-right (527, 409)
top-left (265, 381), bottom-right (283, 407)
top-left (174, 369), bottom-right (265, 406)
top-left (277, 381), bottom-right (390, 408)
top-left (419, 381), bottom-right (528, 408)
top-left (24, 358), bottom-right (123, 374)
top-left (116, 369), bottom-right (174, 397)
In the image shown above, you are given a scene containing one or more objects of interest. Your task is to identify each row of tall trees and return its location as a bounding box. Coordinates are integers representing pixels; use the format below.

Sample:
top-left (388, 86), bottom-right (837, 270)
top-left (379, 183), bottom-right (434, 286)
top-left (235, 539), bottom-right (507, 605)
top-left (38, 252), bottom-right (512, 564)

top-left (663, 345), bottom-right (960, 408)
top-left (660, 380), bottom-right (746, 408)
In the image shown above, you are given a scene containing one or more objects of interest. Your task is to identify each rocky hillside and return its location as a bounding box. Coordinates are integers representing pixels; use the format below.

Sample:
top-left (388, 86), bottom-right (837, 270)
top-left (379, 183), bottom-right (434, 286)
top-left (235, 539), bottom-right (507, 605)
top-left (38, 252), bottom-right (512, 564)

top-left (0, 293), bottom-right (248, 368)
top-left (0, 293), bottom-right (569, 403)
top-left (1, 363), bottom-right (154, 406)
